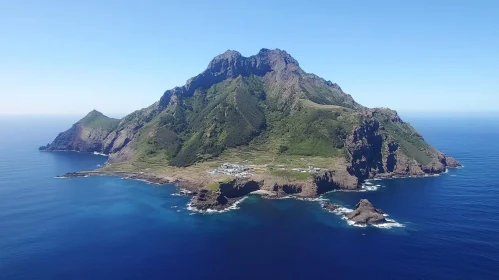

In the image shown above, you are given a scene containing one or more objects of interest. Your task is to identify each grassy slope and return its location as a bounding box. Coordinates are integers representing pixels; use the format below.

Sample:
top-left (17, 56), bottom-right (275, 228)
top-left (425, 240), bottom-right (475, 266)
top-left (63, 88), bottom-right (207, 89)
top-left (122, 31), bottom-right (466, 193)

top-left (373, 110), bottom-right (435, 165)
top-left (79, 110), bottom-right (120, 132)
top-left (101, 74), bottom-right (439, 185)
top-left (101, 75), bottom-right (356, 183)
top-left (116, 73), bottom-right (364, 170)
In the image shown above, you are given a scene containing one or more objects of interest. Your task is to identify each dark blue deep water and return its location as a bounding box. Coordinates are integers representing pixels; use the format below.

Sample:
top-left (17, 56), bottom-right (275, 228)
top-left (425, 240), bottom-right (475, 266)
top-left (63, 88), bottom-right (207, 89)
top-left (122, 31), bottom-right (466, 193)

top-left (1, 116), bottom-right (498, 280)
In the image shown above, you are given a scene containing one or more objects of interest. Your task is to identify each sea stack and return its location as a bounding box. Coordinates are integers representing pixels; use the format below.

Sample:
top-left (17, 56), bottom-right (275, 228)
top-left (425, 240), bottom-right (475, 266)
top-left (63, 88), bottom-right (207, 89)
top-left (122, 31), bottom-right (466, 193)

top-left (345, 199), bottom-right (388, 225)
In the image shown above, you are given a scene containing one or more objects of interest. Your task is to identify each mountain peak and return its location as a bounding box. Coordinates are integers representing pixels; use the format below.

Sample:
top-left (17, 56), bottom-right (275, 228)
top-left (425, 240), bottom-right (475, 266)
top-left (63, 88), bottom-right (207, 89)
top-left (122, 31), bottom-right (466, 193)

top-left (207, 49), bottom-right (244, 70)
top-left (216, 49), bottom-right (242, 59)
top-left (86, 109), bottom-right (103, 117)
top-left (256, 48), bottom-right (299, 66)
top-left (161, 48), bottom-right (299, 106)
top-left (207, 48), bottom-right (298, 70)
top-left (160, 48), bottom-right (307, 107)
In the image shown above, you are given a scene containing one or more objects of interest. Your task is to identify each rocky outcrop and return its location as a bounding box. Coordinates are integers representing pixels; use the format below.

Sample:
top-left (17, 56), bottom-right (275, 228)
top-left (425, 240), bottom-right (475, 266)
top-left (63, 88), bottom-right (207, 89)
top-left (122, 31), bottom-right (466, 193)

top-left (272, 184), bottom-right (303, 196)
top-left (40, 110), bottom-right (119, 153)
top-left (219, 180), bottom-right (261, 198)
top-left (314, 169), bottom-right (359, 193)
top-left (159, 48), bottom-right (359, 110)
top-left (159, 49), bottom-right (300, 106)
top-left (57, 172), bottom-right (88, 178)
top-left (345, 199), bottom-right (388, 225)
top-left (41, 124), bottom-right (107, 153)
top-left (345, 109), bottom-right (461, 182)
top-left (40, 105), bottom-right (160, 164)
top-left (189, 189), bottom-right (231, 211)
top-left (189, 180), bottom-right (262, 211)
top-left (322, 202), bottom-right (341, 212)
top-left (346, 116), bottom-right (385, 181)
top-left (439, 154), bottom-right (462, 168)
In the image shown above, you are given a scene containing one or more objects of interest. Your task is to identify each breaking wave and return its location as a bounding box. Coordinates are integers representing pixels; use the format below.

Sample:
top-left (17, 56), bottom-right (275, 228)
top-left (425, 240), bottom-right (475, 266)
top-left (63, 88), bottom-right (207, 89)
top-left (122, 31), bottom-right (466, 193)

top-left (171, 188), bottom-right (194, 196)
top-left (296, 197), bottom-right (327, 202)
top-left (373, 218), bottom-right (404, 229)
top-left (186, 197), bottom-right (248, 214)
top-left (320, 202), bottom-right (404, 229)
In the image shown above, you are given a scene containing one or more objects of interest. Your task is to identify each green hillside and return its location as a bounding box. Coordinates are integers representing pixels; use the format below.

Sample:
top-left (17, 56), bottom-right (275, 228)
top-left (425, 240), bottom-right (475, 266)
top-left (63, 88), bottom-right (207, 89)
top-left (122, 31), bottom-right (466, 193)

top-left (42, 48), bottom-right (459, 182)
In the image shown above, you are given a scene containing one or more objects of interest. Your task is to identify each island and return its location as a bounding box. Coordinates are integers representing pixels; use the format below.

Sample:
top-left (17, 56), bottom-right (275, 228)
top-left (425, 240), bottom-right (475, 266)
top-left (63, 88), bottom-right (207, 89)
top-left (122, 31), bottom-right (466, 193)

top-left (43, 48), bottom-right (461, 212)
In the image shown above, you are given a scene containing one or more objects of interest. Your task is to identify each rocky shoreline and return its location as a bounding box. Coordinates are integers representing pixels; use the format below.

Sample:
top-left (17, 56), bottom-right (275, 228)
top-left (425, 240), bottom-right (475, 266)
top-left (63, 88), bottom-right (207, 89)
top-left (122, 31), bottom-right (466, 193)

top-left (58, 164), bottom-right (461, 213)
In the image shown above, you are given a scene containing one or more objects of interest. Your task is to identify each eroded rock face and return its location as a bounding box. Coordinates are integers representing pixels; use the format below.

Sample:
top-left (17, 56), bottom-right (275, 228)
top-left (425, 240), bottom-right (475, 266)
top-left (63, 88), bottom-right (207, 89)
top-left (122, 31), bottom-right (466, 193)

top-left (346, 117), bottom-right (385, 181)
top-left (160, 49), bottom-right (299, 106)
top-left (345, 199), bottom-right (387, 225)
top-left (190, 180), bottom-right (262, 211)
top-left (219, 180), bottom-right (261, 198)
top-left (190, 189), bottom-right (229, 211)
top-left (42, 125), bottom-right (107, 152)
top-left (315, 169), bottom-right (359, 192)
top-left (40, 110), bottom-right (119, 153)
top-left (439, 154), bottom-right (462, 168)
top-left (344, 109), bottom-right (461, 181)
top-left (272, 184), bottom-right (303, 196)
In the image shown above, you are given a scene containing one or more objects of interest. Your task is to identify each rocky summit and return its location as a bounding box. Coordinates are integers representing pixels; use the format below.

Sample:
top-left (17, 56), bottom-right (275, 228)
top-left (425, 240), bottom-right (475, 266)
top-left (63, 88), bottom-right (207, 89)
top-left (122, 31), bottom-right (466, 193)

top-left (42, 48), bottom-right (461, 209)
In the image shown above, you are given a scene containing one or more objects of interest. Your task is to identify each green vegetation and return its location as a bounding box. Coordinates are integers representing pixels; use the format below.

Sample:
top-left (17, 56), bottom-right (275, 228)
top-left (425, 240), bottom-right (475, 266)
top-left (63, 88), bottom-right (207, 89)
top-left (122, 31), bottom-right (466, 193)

top-left (132, 75), bottom-right (269, 167)
top-left (79, 110), bottom-right (119, 132)
top-left (205, 182), bottom-right (220, 191)
top-left (270, 169), bottom-right (312, 180)
top-left (375, 113), bottom-right (433, 165)
top-left (58, 50), bottom-right (444, 174)
top-left (272, 107), bottom-right (354, 157)
top-left (299, 74), bottom-right (359, 109)
top-left (219, 177), bottom-right (233, 184)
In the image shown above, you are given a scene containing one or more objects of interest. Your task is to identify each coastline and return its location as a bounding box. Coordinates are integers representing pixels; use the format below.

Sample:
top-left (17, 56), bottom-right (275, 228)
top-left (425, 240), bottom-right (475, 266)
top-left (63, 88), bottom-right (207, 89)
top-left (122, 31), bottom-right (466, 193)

top-left (57, 165), bottom-right (461, 213)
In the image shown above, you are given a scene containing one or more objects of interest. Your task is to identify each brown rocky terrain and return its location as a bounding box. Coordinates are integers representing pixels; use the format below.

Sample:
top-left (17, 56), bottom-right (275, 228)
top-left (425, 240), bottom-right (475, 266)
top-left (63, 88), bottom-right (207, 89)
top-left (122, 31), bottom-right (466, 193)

top-left (345, 199), bottom-right (388, 225)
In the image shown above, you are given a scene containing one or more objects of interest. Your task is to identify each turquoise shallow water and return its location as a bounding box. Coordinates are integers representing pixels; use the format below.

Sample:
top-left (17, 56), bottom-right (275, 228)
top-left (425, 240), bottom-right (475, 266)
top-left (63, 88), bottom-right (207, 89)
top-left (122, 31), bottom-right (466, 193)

top-left (0, 116), bottom-right (498, 280)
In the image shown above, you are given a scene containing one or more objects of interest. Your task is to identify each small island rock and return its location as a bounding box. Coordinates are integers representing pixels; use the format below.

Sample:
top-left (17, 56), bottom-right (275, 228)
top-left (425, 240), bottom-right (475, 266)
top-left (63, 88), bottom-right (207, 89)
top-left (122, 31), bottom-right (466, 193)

top-left (345, 199), bottom-right (388, 225)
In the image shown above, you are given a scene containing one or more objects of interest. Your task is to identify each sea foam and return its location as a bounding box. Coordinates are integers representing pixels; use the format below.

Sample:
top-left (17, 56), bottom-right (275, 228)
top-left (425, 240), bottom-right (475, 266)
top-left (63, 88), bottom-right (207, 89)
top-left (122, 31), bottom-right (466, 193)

top-left (186, 196), bottom-right (248, 214)
top-left (320, 202), bottom-right (403, 229)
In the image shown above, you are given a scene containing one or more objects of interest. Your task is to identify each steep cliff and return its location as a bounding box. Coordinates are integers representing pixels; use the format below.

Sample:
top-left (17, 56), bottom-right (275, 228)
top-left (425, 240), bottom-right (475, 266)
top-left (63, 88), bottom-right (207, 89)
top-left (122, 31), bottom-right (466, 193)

top-left (345, 108), bottom-right (459, 180)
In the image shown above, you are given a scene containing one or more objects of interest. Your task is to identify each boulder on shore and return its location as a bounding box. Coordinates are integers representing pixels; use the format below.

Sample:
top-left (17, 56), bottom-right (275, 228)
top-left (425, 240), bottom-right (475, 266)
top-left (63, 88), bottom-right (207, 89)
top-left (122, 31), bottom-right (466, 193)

top-left (345, 199), bottom-right (387, 225)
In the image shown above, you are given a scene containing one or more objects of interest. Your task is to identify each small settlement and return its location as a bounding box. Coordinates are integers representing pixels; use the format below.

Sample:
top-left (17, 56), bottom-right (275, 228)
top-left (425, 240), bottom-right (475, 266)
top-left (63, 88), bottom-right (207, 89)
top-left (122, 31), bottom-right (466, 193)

top-left (207, 163), bottom-right (322, 179)
top-left (208, 163), bottom-right (251, 178)
top-left (291, 165), bottom-right (321, 173)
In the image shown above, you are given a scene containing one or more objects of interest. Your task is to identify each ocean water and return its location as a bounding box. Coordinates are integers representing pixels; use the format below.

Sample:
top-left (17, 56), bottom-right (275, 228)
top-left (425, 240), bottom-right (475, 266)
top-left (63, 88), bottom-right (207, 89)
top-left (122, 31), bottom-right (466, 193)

top-left (0, 116), bottom-right (498, 280)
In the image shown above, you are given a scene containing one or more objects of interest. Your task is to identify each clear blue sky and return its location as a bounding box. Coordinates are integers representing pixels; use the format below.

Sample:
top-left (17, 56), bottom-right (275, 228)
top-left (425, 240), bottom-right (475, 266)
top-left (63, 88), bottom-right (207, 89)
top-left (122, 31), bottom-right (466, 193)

top-left (1, 0), bottom-right (498, 116)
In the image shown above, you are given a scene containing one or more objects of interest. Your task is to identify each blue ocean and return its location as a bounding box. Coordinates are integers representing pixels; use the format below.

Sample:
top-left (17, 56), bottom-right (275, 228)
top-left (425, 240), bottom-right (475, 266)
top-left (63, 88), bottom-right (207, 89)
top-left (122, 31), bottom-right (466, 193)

top-left (0, 115), bottom-right (498, 280)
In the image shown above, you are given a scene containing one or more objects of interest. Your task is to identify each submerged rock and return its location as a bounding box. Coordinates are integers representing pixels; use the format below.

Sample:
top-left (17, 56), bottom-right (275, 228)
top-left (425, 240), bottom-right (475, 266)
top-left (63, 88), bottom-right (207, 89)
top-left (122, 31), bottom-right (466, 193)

top-left (345, 199), bottom-right (388, 225)
top-left (57, 172), bottom-right (87, 178)
top-left (321, 202), bottom-right (341, 212)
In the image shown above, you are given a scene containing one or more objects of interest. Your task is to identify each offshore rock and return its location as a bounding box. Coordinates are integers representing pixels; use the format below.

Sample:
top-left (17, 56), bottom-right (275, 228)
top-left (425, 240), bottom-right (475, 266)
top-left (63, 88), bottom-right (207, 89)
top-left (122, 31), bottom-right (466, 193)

top-left (345, 199), bottom-right (388, 225)
top-left (322, 202), bottom-right (341, 212)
